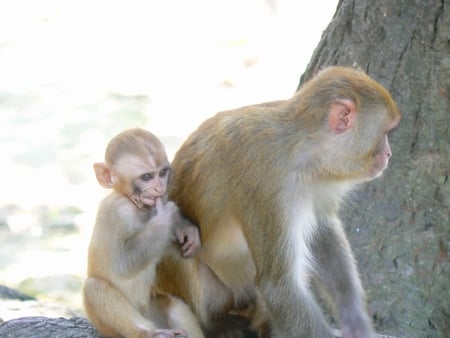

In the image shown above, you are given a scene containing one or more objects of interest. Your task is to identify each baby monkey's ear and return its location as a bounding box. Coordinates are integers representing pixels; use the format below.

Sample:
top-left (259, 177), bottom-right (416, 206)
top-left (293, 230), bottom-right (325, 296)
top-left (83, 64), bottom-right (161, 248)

top-left (93, 162), bottom-right (117, 189)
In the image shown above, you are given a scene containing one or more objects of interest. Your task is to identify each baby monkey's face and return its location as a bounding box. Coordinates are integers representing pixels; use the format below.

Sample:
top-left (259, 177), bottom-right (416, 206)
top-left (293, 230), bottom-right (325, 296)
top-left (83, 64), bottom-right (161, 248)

top-left (113, 152), bottom-right (170, 209)
top-left (133, 163), bottom-right (171, 207)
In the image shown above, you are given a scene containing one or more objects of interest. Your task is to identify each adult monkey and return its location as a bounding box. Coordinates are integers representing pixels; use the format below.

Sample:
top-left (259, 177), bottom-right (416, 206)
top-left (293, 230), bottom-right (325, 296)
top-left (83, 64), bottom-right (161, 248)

top-left (159, 66), bottom-right (401, 337)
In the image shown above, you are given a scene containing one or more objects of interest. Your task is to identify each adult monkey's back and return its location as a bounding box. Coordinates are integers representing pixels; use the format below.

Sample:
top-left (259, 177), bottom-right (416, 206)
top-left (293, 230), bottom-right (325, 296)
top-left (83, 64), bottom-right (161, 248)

top-left (167, 66), bottom-right (401, 337)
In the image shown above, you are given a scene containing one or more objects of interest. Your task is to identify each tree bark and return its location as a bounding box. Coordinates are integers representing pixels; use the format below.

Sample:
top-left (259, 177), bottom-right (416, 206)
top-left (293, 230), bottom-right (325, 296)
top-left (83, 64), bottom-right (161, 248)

top-left (299, 1), bottom-right (449, 337)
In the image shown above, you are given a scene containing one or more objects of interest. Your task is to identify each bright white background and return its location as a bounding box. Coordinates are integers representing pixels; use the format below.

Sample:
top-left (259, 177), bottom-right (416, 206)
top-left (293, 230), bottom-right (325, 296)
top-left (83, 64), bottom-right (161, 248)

top-left (0, 0), bottom-right (336, 311)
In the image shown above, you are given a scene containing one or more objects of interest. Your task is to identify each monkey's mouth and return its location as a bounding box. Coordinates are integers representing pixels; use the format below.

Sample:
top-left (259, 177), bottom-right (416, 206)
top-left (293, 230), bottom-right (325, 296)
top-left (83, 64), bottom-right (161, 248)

top-left (370, 162), bottom-right (388, 178)
top-left (141, 195), bottom-right (163, 206)
top-left (143, 196), bottom-right (156, 204)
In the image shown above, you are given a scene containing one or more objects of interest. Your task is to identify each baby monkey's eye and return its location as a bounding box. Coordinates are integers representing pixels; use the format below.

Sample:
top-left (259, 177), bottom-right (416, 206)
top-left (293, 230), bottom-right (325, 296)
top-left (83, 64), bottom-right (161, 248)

top-left (141, 173), bottom-right (154, 181)
top-left (159, 167), bottom-right (170, 177)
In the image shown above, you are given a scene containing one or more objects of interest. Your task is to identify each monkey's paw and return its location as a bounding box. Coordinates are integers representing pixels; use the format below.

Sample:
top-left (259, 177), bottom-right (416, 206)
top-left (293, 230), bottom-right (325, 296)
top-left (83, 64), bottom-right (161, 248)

top-left (151, 328), bottom-right (188, 338)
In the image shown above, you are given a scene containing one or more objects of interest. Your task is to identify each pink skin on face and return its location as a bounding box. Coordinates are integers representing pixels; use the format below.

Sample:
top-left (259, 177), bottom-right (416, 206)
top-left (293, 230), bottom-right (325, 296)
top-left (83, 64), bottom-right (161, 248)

top-left (370, 116), bottom-right (400, 178)
top-left (137, 166), bottom-right (169, 207)
top-left (141, 195), bottom-right (160, 207)
top-left (370, 135), bottom-right (392, 177)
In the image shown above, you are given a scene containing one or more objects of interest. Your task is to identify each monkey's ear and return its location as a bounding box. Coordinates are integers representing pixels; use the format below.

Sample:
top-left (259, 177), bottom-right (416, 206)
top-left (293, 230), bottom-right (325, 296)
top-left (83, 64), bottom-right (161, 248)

top-left (93, 162), bottom-right (116, 189)
top-left (328, 99), bottom-right (356, 134)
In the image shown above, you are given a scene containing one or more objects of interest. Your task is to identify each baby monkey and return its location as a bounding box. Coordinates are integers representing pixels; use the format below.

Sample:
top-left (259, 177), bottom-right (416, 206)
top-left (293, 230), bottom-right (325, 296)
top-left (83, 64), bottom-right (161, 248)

top-left (83, 128), bottom-right (204, 338)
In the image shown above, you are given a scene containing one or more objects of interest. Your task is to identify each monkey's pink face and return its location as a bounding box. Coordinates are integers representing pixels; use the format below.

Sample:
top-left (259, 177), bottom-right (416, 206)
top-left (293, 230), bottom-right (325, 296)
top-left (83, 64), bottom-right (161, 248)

top-left (133, 165), bottom-right (170, 207)
top-left (370, 135), bottom-right (392, 177)
top-left (369, 118), bottom-right (399, 178)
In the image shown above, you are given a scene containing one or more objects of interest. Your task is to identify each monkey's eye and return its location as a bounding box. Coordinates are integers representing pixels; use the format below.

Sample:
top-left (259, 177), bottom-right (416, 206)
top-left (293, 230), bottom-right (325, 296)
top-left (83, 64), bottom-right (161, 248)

top-left (141, 173), bottom-right (154, 181)
top-left (159, 168), bottom-right (169, 177)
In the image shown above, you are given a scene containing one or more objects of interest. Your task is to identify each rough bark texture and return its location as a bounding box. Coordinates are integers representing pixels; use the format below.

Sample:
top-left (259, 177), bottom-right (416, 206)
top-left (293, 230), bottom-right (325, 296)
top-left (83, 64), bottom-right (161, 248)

top-left (299, 1), bottom-right (449, 337)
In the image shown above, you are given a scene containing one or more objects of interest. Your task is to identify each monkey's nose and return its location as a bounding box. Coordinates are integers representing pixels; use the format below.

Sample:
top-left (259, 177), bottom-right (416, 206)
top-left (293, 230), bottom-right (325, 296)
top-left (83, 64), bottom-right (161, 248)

top-left (386, 142), bottom-right (392, 158)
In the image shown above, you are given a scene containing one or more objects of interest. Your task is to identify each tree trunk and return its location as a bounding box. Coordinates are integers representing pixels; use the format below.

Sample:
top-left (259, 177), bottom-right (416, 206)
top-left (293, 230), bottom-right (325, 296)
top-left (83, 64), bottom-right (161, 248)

top-left (299, 1), bottom-right (449, 337)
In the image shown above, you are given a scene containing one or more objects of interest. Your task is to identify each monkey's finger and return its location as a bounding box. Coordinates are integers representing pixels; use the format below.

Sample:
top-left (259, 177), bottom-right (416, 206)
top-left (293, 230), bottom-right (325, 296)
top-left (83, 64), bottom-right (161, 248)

top-left (155, 197), bottom-right (163, 211)
top-left (187, 236), bottom-right (201, 254)
top-left (183, 233), bottom-right (199, 249)
top-left (183, 239), bottom-right (201, 257)
top-left (173, 329), bottom-right (188, 337)
top-left (181, 243), bottom-right (194, 257)
top-left (191, 233), bottom-right (201, 249)
top-left (176, 232), bottom-right (186, 245)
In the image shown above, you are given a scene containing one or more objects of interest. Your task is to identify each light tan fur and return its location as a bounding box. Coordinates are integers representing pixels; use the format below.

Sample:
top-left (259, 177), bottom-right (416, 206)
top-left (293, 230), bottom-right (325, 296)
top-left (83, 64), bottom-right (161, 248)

top-left (83, 128), bottom-right (204, 338)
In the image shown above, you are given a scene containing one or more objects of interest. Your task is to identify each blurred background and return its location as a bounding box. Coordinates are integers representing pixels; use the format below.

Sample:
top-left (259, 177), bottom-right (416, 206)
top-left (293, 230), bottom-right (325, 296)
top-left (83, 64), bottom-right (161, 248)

top-left (0, 0), bottom-right (336, 315)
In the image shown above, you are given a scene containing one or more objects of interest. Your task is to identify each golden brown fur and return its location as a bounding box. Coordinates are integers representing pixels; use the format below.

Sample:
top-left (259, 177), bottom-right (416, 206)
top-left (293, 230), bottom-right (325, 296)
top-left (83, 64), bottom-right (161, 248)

top-left (156, 67), bottom-right (401, 337)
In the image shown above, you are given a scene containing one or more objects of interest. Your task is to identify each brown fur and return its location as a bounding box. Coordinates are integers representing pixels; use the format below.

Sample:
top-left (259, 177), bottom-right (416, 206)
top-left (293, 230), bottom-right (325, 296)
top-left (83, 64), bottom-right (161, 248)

top-left (156, 67), bottom-right (400, 337)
